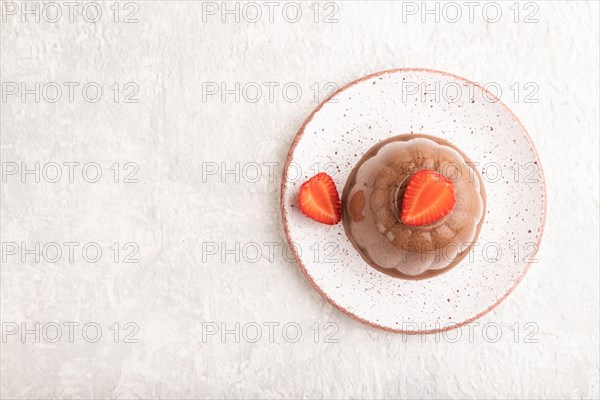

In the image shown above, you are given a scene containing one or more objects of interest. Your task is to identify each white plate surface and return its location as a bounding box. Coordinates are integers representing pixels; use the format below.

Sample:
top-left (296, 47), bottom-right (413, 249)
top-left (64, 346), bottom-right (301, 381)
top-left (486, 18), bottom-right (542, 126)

top-left (280, 69), bottom-right (546, 333)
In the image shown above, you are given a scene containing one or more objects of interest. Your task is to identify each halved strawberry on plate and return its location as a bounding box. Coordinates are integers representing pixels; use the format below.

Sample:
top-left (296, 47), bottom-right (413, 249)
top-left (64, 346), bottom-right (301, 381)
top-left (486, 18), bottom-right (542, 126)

top-left (298, 173), bottom-right (341, 225)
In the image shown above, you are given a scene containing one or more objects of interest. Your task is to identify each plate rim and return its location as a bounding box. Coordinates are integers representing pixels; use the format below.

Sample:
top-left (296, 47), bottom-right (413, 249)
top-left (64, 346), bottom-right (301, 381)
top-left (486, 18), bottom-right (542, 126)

top-left (279, 67), bottom-right (547, 334)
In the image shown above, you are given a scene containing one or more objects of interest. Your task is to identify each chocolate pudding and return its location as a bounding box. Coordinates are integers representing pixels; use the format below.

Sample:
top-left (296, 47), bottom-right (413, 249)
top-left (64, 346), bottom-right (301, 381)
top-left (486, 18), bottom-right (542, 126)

top-left (342, 134), bottom-right (486, 280)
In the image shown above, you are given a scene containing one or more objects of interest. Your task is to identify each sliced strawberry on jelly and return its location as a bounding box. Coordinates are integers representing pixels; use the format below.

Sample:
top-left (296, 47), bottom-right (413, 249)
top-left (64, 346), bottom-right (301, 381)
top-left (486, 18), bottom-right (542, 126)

top-left (401, 169), bottom-right (456, 226)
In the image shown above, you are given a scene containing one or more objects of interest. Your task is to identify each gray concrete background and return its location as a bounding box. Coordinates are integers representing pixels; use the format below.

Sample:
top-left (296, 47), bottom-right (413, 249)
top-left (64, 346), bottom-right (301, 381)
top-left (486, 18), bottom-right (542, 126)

top-left (1, 1), bottom-right (599, 398)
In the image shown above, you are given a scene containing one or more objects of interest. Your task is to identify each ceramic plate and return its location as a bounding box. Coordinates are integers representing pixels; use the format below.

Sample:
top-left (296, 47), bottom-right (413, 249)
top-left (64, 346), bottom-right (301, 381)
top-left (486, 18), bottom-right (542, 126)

top-left (280, 69), bottom-right (546, 333)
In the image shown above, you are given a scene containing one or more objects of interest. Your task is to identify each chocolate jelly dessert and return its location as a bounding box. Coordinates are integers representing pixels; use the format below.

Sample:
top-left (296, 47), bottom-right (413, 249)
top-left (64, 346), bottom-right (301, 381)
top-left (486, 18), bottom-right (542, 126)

top-left (342, 134), bottom-right (486, 280)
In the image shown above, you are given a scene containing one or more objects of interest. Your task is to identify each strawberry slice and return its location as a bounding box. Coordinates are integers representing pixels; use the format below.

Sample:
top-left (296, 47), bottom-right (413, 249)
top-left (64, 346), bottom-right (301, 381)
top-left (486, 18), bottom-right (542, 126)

top-left (401, 169), bottom-right (455, 226)
top-left (298, 173), bottom-right (341, 225)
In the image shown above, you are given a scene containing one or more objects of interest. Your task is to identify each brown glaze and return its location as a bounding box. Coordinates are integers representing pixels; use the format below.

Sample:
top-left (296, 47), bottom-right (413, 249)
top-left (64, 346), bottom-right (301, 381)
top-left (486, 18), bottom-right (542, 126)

top-left (342, 134), bottom-right (487, 280)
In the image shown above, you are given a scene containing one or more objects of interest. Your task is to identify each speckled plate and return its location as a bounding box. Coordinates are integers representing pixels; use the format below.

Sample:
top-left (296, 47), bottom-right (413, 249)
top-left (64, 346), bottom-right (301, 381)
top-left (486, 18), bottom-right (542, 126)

top-left (280, 68), bottom-right (546, 333)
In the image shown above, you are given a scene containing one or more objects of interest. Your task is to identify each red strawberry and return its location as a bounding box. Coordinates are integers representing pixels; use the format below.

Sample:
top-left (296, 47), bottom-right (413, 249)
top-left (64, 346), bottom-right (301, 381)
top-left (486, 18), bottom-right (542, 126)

top-left (401, 170), bottom-right (455, 226)
top-left (298, 173), bottom-right (341, 225)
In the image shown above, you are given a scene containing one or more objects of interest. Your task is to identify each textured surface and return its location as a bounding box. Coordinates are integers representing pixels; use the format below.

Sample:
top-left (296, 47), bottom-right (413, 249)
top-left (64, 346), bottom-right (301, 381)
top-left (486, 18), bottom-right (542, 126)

top-left (1, 1), bottom-right (599, 399)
